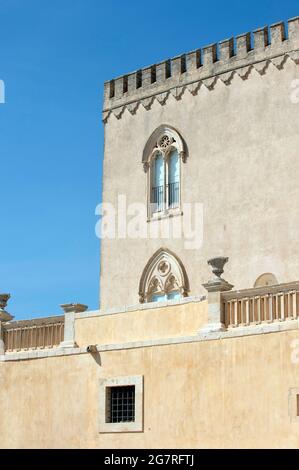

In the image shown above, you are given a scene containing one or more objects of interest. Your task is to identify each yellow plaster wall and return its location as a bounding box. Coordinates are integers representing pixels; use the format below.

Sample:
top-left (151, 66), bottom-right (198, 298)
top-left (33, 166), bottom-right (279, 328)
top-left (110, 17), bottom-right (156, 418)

top-left (1, 323), bottom-right (299, 448)
top-left (75, 301), bottom-right (208, 346)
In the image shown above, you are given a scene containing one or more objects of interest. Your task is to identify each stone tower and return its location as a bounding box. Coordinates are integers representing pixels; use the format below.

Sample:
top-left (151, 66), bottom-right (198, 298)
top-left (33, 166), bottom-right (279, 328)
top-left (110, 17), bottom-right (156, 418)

top-left (100, 17), bottom-right (299, 310)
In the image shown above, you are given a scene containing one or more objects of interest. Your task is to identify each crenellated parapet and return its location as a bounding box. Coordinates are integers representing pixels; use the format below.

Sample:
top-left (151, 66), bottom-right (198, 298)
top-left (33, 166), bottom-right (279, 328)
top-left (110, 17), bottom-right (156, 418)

top-left (102, 17), bottom-right (299, 122)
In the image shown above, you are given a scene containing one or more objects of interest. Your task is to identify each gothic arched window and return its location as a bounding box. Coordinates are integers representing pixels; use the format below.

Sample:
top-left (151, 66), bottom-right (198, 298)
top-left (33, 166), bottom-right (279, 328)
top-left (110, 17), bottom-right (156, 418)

top-left (142, 125), bottom-right (188, 218)
top-left (139, 248), bottom-right (190, 303)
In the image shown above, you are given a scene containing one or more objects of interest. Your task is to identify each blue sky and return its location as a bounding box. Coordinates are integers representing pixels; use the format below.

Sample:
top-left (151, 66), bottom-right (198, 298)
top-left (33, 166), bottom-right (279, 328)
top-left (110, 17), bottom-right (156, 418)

top-left (0, 0), bottom-right (298, 320)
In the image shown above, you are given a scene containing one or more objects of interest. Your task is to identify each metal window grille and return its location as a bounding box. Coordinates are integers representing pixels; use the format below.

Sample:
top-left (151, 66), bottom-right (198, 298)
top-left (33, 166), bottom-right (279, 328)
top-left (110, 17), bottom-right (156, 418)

top-left (151, 185), bottom-right (164, 212)
top-left (168, 181), bottom-right (179, 208)
top-left (106, 386), bottom-right (135, 423)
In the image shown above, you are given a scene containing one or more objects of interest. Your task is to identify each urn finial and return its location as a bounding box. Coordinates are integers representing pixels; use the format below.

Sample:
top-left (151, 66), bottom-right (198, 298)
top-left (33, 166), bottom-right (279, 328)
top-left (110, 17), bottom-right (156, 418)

top-left (207, 256), bottom-right (229, 279)
top-left (202, 257), bottom-right (233, 293)
top-left (0, 294), bottom-right (13, 322)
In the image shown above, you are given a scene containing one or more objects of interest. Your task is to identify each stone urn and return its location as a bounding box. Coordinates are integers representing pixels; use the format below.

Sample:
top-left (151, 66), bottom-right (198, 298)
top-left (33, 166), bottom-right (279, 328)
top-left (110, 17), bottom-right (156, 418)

top-left (207, 257), bottom-right (229, 279)
top-left (203, 256), bottom-right (233, 293)
top-left (0, 294), bottom-right (13, 322)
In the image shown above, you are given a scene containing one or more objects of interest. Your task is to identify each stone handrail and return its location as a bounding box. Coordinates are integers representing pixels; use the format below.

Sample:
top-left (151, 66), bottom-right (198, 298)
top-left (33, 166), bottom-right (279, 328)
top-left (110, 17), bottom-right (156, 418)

top-left (221, 281), bottom-right (299, 328)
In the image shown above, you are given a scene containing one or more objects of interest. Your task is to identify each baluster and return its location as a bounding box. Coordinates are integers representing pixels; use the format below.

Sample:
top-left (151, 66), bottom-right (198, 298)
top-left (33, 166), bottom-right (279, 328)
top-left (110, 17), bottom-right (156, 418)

top-left (281, 293), bottom-right (285, 320)
top-left (265, 295), bottom-right (269, 322)
top-left (276, 293), bottom-right (280, 320)
top-left (225, 301), bottom-right (230, 328)
top-left (6, 330), bottom-right (10, 351)
top-left (255, 296), bottom-right (260, 324)
top-left (244, 298), bottom-right (249, 325)
top-left (54, 324), bottom-right (58, 345)
top-left (283, 292), bottom-right (288, 320)
top-left (289, 291), bottom-right (295, 319)
top-left (42, 324), bottom-right (46, 348)
top-left (50, 324), bottom-right (54, 347)
top-left (291, 291), bottom-right (296, 319)
top-left (268, 294), bottom-right (273, 322)
top-left (239, 299), bottom-right (244, 326)
top-left (23, 327), bottom-right (27, 350)
top-left (18, 328), bottom-right (22, 351)
top-left (9, 330), bottom-right (13, 351)
top-left (45, 325), bottom-right (49, 347)
top-left (260, 296), bottom-right (265, 322)
top-left (30, 326), bottom-right (33, 347)
top-left (237, 300), bottom-right (242, 326)
top-left (231, 300), bottom-right (236, 327)
top-left (37, 326), bottom-right (40, 348)
top-left (32, 326), bottom-right (36, 349)
top-left (248, 298), bottom-right (253, 324)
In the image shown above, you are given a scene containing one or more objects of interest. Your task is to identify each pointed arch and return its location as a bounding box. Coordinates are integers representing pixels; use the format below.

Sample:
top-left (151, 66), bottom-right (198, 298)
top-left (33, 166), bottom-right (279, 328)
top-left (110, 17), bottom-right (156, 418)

top-left (142, 124), bottom-right (188, 171)
top-left (139, 248), bottom-right (190, 303)
top-left (144, 125), bottom-right (187, 218)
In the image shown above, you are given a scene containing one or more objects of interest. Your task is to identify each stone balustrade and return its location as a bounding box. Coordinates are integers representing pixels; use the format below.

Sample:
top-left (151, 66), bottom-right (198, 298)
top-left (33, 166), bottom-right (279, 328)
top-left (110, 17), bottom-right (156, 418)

top-left (222, 282), bottom-right (299, 328)
top-left (3, 316), bottom-right (65, 352)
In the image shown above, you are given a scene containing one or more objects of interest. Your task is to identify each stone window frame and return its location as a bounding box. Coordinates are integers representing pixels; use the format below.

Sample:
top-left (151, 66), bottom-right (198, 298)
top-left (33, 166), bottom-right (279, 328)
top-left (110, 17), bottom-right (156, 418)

top-left (139, 247), bottom-right (190, 303)
top-left (288, 387), bottom-right (299, 423)
top-left (98, 375), bottom-right (144, 433)
top-left (142, 125), bottom-right (188, 221)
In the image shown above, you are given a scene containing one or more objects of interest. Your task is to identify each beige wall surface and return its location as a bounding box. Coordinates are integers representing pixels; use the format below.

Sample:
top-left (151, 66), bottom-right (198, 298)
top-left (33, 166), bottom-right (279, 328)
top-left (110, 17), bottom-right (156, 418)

top-left (1, 328), bottom-right (299, 449)
top-left (75, 301), bottom-right (207, 346)
top-left (100, 59), bottom-right (299, 310)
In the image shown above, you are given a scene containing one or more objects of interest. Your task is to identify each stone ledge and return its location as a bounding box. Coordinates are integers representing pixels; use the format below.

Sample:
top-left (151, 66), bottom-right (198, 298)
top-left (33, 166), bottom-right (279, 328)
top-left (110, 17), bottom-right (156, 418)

top-left (75, 295), bottom-right (206, 319)
top-left (0, 346), bottom-right (87, 362)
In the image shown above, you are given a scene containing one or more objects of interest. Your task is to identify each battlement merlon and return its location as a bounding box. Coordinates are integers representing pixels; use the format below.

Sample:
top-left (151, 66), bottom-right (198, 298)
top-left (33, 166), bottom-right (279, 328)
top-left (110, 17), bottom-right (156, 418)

top-left (103, 17), bottom-right (299, 114)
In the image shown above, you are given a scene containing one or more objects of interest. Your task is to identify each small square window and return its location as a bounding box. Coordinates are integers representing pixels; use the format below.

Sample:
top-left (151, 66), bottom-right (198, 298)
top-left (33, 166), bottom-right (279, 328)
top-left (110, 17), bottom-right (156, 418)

top-left (99, 376), bottom-right (143, 433)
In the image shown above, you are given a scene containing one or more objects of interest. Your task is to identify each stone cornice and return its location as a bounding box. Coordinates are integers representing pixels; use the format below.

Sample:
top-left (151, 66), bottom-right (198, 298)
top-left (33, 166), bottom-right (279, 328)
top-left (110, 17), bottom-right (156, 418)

top-left (102, 17), bottom-right (299, 123)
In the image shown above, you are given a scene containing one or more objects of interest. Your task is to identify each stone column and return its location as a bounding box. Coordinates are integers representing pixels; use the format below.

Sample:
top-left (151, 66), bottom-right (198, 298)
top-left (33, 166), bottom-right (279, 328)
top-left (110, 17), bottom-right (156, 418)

top-left (201, 257), bottom-right (233, 333)
top-left (0, 294), bottom-right (13, 355)
top-left (59, 303), bottom-right (88, 348)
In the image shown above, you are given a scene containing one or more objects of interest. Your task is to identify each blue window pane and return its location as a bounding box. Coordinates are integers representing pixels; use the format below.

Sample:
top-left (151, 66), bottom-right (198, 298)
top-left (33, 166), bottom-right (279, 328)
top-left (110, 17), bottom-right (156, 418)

top-left (151, 293), bottom-right (167, 302)
top-left (168, 149), bottom-right (179, 184)
top-left (152, 153), bottom-right (164, 212)
top-left (168, 150), bottom-right (179, 208)
top-left (154, 153), bottom-right (164, 187)
top-left (167, 291), bottom-right (181, 301)
top-left (150, 291), bottom-right (181, 303)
